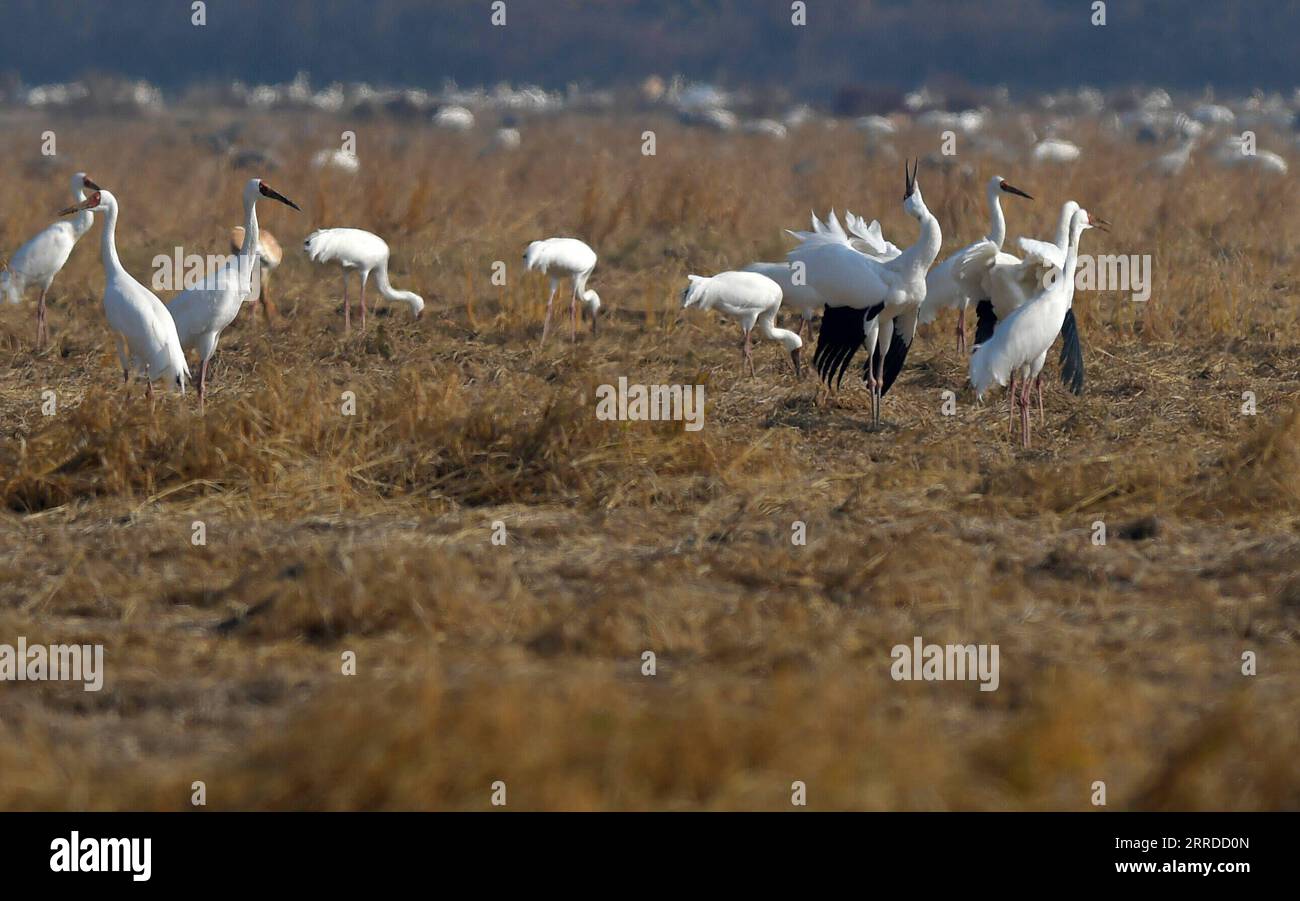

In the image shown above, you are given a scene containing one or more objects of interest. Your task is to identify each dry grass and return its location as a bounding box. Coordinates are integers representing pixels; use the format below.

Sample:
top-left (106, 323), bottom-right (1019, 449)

top-left (0, 109), bottom-right (1297, 810)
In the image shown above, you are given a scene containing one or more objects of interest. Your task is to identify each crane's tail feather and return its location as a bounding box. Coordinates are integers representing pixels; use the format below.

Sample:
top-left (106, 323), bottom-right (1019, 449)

top-left (1058, 308), bottom-right (1085, 395)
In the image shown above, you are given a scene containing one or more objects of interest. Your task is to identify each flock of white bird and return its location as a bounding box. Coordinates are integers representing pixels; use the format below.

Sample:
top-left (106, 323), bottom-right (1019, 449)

top-left (1, 173), bottom-right (427, 405)
top-left (684, 161), bottom-right (1106, 447)
top-left (4, 160), bottom-right (1103, 446)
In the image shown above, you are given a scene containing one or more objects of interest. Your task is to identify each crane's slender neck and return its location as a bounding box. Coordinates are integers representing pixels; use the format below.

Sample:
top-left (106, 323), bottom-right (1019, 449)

top-left (99, 200), bottom-right (122, 274)
top-left (897, 203), bottom-right (942, 275)
top-left (241, 194), bottom-right (259, 257)
top-left (70, 184), bottom-right (94, 239)
top-left (986, 183), bottom-right (1006, 248)
top-left (1060, 223), bottom-right (1086, 306)
top-left (758, 310), bottom-right (800, 350)
top-left (1054, 205), bottom-right (1074, 253)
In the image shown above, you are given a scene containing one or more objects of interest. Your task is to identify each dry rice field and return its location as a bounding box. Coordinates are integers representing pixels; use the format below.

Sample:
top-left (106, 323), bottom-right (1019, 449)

top-left (0, 110), bottom-right (1297, 810)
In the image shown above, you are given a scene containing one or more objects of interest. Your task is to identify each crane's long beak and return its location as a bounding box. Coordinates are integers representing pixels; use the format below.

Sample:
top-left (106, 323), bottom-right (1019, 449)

top-left (1092, 215), bottom-right (1111, 232)
top-left (83, 177), bottom-right (101, 191)
top-left (259, 183), bottom-right (301, 211)
top-left (59, 192), bottom-right (99, 216)
top-left (1000, 181), bottom-right (1033, 200)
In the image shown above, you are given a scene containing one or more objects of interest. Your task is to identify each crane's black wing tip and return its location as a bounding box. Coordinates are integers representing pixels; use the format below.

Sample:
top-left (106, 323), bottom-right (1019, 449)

top-left (814, 305), bottom-right (869, 388)
top-left (973, 299), bottom-right (997, 348)
top-left (1058, 308), bottom-right (1085, 395)
top-left (875, 333), bottom-right (911, 395)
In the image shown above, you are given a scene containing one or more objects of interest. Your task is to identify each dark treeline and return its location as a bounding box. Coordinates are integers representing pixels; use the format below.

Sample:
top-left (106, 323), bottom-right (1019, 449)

top-left (2, 0), bottom-right (1297, 101)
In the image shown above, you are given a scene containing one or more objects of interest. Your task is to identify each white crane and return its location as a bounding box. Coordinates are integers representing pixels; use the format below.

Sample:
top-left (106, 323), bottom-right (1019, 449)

top-left (789, 160), bottom-right (942, 426)
top-left (969, 208), bottom-right (1105, 447)
top-left (744, 211), bottom-right (899, 338)
top-left (59, 189), bottom-right (189, 395)
top-left (230, 224), bottom-right (284, 326)
top-left (169, 179), bottom-right (299, 404)
top-left (1148, 136), bottom-right (1197, 176)
top-left (2, 172), bottom-right (99, 349)
top-left (681, 271), bottom-right (802, 378)
top-left (304, 228), bottom-right (425, 332)
top-left (523, 237), bottom-right (601, 344)
top-left (918, 175), bottom-right (1033, 352)
top-left (977, 200), bottom-right (1087, 396)
top-left (1032, 138), bottom-right (1082, 163)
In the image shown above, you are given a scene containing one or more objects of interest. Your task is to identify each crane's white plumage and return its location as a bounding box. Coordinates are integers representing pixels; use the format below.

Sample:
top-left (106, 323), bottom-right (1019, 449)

top-left (788, 160), bottom-right (941, 425)
top-left (169, 179), bottom-right (299, 403)
top-left (2, 172), bottom-right (98, 348)
top-left (681, 270), bottom-right (801, 378)
top-left (740, 262), bottom-right (822, 338)
top-left (61, 189), bottom-right (189, 394)
top-left (523, 237), bottom-right (601, 343)
top-left (969, 207), bottom-right (1102, 446)
top-left (304, 227), bottom-right (425, 331)
top-left (983, 201), bottom-right (1078, 318)
top-left (918, 175), bottom-right (1033, 352)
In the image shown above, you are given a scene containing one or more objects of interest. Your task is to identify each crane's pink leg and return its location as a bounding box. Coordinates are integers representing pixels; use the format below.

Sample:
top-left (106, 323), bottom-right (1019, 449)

top-left (261, 270), bottom-right (276, 330)
top-left (1020, 375), bottom-right (1032, 448)
top-left (1036, 376), bottom-right (1044, 425)
top-left (36, 287), bottom-right (49, 349)
top-left (955, 309), bottom-right (966, 355)
top-left (540, 281), bottom-right (557, 345)
top-left (342, 271), bottom-right (350, 333)
top-left (198, 356), bottom-right (209, 409)
top-left (743, 329), bottom-right (755, 376)
top-left (876, 345), bottom-right (887, 426)
top-left (570, 283), bottom-right (579, 343)
top-left (1008, 372), bottom-right (1017, 435)
top-left (359, 273), bottom-right (368, 331)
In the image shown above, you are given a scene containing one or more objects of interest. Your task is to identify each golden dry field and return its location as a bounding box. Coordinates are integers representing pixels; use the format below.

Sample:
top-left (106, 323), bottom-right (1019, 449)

top-left (0, 110), bottom-right (1297, 810)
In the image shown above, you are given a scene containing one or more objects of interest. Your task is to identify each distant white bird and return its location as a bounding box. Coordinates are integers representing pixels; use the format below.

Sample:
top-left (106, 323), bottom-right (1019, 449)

top-left (2, 172), bottom-right (98, 348)
top-left (1032, 138), bottom-right (1082, 163)
top-left (1214, 139), bottom-right (1289, 174)
top-left (311, 148), bottom-right (359, 173)
top-left (1149, 136), bottom-right (1197, 176)
top-left (523, 237), bottom-right (601, 344)
top-left (170, 179), bottom-right (299, 404)
top-left (433, 105), bottom-right (475, 131)
top-left (918, 175), bottom-right (1033, 352)
top-left (969, 208), bottom-right (1105, 447)
top-left (681, 271), bottom-right (802, 378)
top-left (230, 224), bottom-right (283, 326)
top-left (492, 127), bottom-right (522, 151)
top-left (304, 228), bottom-right (425, 332)
top-left (60, 189), bottom-right (189, 395)
top-left (789, 160), bottom-right (942, 425)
